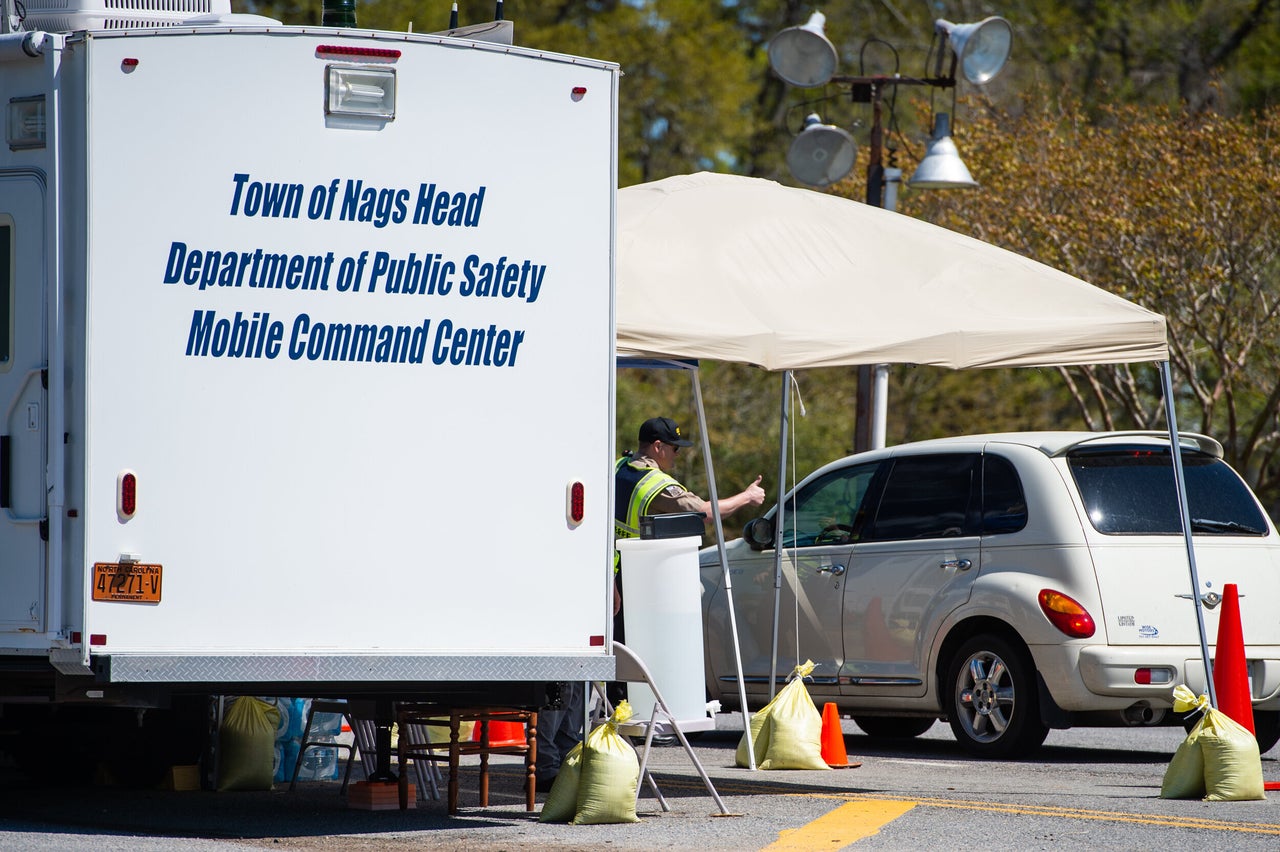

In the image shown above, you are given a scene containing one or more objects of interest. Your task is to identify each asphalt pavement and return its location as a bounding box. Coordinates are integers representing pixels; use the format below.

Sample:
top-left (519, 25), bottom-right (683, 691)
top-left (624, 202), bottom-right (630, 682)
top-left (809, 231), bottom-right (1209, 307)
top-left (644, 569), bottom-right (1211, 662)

top-left (2, 715), bottom-right (1278, 851)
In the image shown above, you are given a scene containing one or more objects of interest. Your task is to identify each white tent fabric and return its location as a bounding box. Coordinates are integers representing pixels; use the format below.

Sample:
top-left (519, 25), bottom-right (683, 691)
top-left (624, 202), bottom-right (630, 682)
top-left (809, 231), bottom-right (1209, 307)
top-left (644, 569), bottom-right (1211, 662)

top-left (617, 171), bottom-right (1168, 370)
top-left (613, 173), bottom-right (1220, 766)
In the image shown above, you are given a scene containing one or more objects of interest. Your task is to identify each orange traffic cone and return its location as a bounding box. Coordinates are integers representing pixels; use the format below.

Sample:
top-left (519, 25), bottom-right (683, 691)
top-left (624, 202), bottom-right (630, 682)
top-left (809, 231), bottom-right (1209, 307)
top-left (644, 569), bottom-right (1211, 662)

top-left (473, 718), bottom-right (528, 748)
top-left (1212, 583), bottom-right (1255, 735)
top-left (820, 702), bottom-right (858, 768)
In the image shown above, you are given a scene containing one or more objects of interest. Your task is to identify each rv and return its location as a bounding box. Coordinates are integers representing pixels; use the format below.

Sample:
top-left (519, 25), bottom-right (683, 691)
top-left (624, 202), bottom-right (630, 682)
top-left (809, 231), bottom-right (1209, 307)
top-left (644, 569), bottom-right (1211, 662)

top-left (0, 0), bottom-right (618, 782)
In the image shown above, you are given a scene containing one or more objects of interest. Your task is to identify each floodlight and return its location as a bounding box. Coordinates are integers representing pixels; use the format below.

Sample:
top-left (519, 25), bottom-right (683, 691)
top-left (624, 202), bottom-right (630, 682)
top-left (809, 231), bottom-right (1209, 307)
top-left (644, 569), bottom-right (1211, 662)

top-left (936, 16), bottom-right (1012, 84)
top-left (768, 12), bottom-right (838, 88)
top-left (787, 114), bottom-right (857, 187)
top-left (907, 114), bottom-right (977, 189)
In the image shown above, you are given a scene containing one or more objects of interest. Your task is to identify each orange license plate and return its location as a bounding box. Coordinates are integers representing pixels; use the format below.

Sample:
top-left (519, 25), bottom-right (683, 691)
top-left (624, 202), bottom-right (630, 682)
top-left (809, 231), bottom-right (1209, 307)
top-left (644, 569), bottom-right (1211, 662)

top-left (92, 562), bottom-right (163, 603)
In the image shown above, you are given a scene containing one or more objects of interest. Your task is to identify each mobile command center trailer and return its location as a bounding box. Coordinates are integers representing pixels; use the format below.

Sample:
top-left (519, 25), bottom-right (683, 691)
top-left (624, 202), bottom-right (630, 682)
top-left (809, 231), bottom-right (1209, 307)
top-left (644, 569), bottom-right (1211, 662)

top-left (0, 3), bottom-right (619, 778)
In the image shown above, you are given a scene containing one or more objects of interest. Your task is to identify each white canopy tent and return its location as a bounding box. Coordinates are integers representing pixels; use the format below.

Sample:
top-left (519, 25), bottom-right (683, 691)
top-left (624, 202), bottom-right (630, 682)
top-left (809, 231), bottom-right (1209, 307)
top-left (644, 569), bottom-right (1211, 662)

top-left (615, 172), bottom-right (1211, 767)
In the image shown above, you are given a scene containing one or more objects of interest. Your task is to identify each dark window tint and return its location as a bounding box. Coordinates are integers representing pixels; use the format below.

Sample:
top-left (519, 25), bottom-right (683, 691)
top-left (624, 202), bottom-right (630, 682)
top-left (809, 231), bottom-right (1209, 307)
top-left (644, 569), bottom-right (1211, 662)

top-left (982, 455), bottom-right (1027, 535)
top-left (0, 223), bottom-right (10, 367)
top-left (779, 462), bottom-right (880, 548)
top-left (1068, 447), bottom-right (1269, 536)
top-left (865, 454), bottom-right (979, 541)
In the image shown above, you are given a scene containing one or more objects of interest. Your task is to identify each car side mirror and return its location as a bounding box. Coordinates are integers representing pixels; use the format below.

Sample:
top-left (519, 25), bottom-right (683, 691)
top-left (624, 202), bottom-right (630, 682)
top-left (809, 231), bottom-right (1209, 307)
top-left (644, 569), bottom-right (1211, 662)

top-left (743, 517), bottom-right (775, 551)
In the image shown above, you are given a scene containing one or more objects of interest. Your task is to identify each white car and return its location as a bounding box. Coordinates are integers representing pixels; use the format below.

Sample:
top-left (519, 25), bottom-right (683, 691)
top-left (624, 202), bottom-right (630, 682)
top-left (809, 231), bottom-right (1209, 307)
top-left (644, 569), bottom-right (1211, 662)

top-left (700, 431), bottom-right (1280, 757)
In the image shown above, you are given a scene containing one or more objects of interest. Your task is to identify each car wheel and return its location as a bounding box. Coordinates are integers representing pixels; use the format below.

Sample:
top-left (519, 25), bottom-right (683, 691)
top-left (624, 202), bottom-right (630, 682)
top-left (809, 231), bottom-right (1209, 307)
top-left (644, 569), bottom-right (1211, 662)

top-left (1255, 710), bottom-right (1280, 755)
top-left (945, 634), bottom-right (1049, 758)
top-left (852, 716), bottom-right (936, 739)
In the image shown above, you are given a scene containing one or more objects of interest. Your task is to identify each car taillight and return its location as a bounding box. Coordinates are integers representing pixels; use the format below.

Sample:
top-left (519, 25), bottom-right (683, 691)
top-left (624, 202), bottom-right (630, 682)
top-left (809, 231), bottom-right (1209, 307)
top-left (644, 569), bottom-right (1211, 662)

top-left (1038, 589), bottom-right (1096, 638)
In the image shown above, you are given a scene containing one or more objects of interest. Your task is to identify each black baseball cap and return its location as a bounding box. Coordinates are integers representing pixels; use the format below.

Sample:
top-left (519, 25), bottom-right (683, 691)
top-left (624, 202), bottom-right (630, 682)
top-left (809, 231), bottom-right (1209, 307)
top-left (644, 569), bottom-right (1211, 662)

top-left (639, 417), bottom-right (694, 447)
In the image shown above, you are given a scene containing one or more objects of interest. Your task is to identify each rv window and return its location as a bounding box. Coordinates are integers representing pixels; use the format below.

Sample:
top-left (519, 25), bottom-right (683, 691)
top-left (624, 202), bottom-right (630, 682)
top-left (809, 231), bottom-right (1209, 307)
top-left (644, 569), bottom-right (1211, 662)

top-left (0, 221), bottom-right (11, 369)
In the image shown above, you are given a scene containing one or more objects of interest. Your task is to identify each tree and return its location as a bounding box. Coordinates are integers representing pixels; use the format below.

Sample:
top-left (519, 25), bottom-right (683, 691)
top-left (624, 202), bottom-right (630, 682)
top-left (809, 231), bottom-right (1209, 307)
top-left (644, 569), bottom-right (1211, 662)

top-left (907, 97), bottom-right (1280, 512)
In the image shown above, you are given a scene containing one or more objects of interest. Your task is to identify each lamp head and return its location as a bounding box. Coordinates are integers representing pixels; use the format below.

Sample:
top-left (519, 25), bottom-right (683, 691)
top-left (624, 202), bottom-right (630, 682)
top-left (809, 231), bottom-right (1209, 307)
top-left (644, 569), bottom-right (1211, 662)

top-left (907, 114), bottom-right (977, 190)
top-left (768, 12), bottom-right (838, 88)
top-left (788, 113), bottom-right (857, 187)
top-left (936, 16), bottom-right (1012, 85)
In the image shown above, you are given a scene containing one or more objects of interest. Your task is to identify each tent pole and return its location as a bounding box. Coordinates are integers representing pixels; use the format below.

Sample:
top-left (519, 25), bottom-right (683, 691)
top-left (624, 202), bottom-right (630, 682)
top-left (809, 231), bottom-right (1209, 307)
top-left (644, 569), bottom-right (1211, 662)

top-left (691, 369), bottom-right (757, 767)
top-left (768, 371), bottom-right (792, 702)
top-left (1160, 360), bottom-right (1217, 707)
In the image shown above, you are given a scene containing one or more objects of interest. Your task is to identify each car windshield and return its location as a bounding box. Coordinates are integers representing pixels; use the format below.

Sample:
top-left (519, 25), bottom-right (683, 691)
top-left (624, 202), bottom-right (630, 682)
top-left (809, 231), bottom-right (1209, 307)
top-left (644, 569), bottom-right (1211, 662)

top-left (1067, 446), bottom-right (1269, 536)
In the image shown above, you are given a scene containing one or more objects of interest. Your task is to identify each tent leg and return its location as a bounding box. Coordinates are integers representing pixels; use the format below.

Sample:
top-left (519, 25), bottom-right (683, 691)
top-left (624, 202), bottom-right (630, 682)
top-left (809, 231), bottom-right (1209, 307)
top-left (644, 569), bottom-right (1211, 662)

top-left (691, 370), bottom-right (757, 769)
top-left (768, 372), bottom-right (791, 702)
top-left (1160, 360), bottom-right (1217, 707)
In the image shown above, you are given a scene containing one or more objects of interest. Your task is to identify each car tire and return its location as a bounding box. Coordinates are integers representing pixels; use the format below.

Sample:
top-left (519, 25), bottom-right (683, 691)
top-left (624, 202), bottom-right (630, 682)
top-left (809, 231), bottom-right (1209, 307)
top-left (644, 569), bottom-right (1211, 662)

top-left (852, 716), bottom-right (936, 739)
top-left (1255, 710), bottom-right (1280, 755)
top-left (944, 633), bottom-right (1049, 759)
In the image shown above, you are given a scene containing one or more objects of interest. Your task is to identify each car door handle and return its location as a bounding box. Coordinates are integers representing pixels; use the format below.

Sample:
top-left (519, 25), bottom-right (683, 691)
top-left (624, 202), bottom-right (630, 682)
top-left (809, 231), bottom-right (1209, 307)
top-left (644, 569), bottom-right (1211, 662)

top-left (817, 564), bottom-right (847, 576)
top-left (941, 558), bottom-right (972, 571)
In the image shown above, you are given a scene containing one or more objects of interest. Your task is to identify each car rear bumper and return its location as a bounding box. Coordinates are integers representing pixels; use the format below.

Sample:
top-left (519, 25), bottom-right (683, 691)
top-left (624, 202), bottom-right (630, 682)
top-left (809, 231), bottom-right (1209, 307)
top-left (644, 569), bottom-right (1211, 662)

top-left (1032, 644), bottom-right (1280, 711)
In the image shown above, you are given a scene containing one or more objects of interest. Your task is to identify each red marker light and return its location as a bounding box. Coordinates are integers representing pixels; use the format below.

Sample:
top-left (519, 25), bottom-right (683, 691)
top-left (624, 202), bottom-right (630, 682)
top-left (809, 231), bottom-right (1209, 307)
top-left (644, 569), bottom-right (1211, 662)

top-left (567, 481), bottom-right (585, 525)
top-left (122, 58), bottom-right (139, 69)
top-left (316, 45), bottom-right (401, 60)
top-left (1133, 667), bottom-right (1172, 685)
top-left (90, 634), bottom-right (107, 646)
top-left (570, 86), bottom-right (587, 102)
top-left (117, 470), bottom-right (137, 521)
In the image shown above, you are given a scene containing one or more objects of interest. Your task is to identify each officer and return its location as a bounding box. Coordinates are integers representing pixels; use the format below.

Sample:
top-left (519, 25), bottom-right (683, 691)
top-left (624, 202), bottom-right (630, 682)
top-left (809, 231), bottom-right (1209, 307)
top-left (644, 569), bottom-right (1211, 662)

top-left (613, 416), bottom-right (765, 644)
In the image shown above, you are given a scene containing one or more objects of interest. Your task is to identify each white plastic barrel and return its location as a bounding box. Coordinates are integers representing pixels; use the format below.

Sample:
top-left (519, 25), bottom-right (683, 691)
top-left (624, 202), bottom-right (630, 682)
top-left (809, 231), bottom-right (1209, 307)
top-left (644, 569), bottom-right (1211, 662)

top-left (617, 535), bottom-right (708, 729)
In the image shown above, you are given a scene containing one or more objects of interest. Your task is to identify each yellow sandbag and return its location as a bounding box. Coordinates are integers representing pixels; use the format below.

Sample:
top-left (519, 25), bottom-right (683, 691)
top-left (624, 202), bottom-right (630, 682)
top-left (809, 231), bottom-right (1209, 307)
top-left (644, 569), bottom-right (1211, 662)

top-left (1160, 686), bottom-right (1207, 799)
top-left (1159, 685), bottom-right (1265, 801)
top-left (537, 741), bottom-right (584, 823)
top-left (735, 660), bottom-right (829, 770)
top-left (1160, 733), bottom-right (1206, 799)
top-left (423, 721), bottom-right (476, 744)
top-left (217, 696), bottom-right (280, 792)
top-left (1200, 707), bottom-right (1265, 801)
top-left (570, 700), bottom-right (640, 825)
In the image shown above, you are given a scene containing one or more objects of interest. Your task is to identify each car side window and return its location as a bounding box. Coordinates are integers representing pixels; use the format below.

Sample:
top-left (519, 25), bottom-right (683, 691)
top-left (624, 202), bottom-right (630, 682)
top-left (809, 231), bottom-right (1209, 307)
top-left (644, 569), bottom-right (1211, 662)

top-left (982, 454), bottom-right (1027, 535)
top-left (780, 463), bottom-right (881, 548)
top-left (864, 454), bottom-right (980, 541)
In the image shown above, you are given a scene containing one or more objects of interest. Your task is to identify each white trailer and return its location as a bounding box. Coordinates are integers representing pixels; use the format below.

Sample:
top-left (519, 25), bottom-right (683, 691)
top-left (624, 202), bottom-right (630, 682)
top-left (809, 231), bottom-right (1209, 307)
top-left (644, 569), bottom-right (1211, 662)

top-left (0, 1), bottom-right (618, 780)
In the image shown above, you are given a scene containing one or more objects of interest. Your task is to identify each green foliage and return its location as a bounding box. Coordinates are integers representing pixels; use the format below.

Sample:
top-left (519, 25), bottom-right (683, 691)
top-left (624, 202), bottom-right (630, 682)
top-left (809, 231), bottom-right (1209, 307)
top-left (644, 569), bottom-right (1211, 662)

top-left (908, 97), bottom-right (1280, 513)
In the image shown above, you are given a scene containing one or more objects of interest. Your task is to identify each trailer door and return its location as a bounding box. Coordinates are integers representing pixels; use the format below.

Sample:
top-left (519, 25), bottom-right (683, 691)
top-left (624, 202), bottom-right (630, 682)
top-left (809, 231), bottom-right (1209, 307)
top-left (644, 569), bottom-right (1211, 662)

top-left (0, 175), bottom-right (47, 632)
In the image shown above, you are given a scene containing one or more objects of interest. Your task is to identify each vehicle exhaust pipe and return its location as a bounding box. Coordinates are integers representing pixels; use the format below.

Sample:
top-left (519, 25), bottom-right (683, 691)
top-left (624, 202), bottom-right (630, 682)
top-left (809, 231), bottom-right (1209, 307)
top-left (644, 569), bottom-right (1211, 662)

top-left (1121, 702), bottom-right (1165, 726)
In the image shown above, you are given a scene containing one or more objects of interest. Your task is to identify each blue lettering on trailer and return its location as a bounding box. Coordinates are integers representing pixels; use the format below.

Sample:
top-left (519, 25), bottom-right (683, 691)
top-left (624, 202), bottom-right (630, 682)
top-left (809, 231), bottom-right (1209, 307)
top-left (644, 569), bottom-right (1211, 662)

top-left (182, 312), bottom-right (525, 368)
top-left (163, 243), bottom-right (335, 292)
top-left (458, 255), bottom-right (545, 303)
top-left (338, 180), bottom-right (411, 229)
top-left (412, 184), bottom-right (485, 227)
top-left (228, 175), bottom-right (486, 229)
top-left (228, 173), bottom-right (304, 219)
top-left (171, 173), bottom-right (530, 369)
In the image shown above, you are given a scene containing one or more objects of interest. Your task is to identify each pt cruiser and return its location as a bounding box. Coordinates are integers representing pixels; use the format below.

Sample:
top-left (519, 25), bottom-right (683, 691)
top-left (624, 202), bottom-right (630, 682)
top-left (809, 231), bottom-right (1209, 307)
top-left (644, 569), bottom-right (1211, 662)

top-left (700, 432), bottom-right (1280, 757)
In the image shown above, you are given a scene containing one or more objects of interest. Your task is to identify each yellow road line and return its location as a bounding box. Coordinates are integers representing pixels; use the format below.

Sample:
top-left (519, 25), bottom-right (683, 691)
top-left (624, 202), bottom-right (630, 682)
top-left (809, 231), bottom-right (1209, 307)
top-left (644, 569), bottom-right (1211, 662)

top-left (763, 799), bottom-right (916, 851)
top-left (653, 777), bottom-right (1280, 836)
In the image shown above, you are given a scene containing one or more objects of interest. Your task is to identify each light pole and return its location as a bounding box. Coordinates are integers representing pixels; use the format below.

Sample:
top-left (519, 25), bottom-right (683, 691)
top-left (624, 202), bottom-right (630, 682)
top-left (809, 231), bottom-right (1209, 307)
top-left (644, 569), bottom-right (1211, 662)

top-left (769, 12), bottom-right (1013, 452)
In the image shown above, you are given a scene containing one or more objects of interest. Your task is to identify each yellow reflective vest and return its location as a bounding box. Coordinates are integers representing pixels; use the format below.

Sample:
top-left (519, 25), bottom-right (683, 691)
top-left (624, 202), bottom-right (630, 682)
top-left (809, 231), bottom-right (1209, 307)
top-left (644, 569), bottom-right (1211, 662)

top-left (613, 455), bottom-right (680, 569)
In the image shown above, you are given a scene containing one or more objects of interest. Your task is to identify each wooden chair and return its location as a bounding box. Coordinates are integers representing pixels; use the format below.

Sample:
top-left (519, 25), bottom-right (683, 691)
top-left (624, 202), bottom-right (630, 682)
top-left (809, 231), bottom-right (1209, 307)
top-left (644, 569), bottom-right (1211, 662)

top-left (396, 705), bottom-right (537, 814)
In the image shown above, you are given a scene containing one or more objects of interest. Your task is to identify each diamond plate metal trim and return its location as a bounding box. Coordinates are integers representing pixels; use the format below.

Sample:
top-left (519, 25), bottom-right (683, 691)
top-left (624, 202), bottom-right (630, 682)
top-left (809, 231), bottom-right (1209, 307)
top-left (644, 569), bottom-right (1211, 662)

top-left (104, 654), bottom-right (616, 683)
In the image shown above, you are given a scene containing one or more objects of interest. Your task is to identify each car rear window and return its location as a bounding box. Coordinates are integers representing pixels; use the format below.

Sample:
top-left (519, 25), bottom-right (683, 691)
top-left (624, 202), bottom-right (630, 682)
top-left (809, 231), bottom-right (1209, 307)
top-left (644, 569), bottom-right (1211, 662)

top-left (1067, 447), bottom-right (1269, 536)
